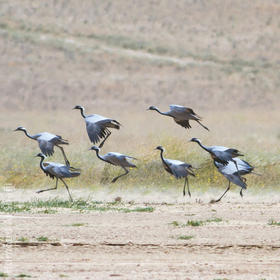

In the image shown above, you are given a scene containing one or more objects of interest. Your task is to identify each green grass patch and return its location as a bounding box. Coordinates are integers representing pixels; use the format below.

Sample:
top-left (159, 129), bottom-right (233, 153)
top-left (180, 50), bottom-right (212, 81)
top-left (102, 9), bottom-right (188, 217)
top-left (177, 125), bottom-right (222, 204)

top-left (36, 236), bottom-right (48, 242)
top-left (178, 235), bottom-right (194, 240)
top-left (70, 223), bottom-right (87, 227)
top-left (186, 220), bottom-right (204, 227)
top-left (268, 219), bottom-right (280, 226)
top-left (171, 217), bottom-right (222, 227)
top-left (205, 218), bottom-right (223, 223)
top-left (0, 199), bottom-right (154, 214)
top-left (0, 272), bottom-right (8, 278)
top-left (18, 237), bottom-right (29, 242)
top-left (38, 209), bottom-right (57, 214)
top-left (170, 221), bottom-right (180, 226)
top-left (15, 274), bottom-right (32, 278)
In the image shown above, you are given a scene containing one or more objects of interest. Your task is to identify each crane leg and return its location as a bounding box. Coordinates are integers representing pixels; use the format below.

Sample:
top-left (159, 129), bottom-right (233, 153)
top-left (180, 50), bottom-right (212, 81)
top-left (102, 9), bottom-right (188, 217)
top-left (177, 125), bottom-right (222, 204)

top-left (196, 120), bottom-right (209, 131)
top-left (215, 181), bottom-right (231, 203)
top-left (183, 177), bottom-right (191, 197)
top-left (57, 146), bottom-right (70, 167)
top-left (37, 178), bottom-right (58, 194)
top-left (240, 188), bottom-right (243, 198)
top-left (111, 167), bottom-right (129, 183)
top-left (99, 131), bottom-right (111, 148)
top-left (60, 178), bottom-right (73, 202)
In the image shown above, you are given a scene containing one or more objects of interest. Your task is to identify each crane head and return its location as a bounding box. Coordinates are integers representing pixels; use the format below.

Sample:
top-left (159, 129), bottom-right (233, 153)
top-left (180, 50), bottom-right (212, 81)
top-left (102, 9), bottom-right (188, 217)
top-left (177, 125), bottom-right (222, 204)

top-left (147, 105), bottom-right (157, 111)
top-left (35, 153), bottom-right (46, 159)
top-left (189, 137), bottom-right (201, 144)
top-left (155, 146), bottom-right (164, 151)
top-left (89, 145), bottom-right (100, 152)
top-left (14, 126), bottom-right (26, 132)
top-left (73, 105), bottom-right (84, 110)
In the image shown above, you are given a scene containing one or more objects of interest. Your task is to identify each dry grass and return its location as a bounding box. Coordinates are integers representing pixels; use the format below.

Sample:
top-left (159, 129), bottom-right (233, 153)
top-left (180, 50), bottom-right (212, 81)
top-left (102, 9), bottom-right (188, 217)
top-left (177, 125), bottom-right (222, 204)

top-left (1, 109), bottom-right (280, 193)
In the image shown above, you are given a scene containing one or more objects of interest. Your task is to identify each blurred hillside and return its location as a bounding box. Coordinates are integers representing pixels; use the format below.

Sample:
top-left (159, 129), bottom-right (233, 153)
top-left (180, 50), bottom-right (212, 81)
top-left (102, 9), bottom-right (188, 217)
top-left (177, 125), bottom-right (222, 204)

top-left (0, 0), bottom-right (280, 111)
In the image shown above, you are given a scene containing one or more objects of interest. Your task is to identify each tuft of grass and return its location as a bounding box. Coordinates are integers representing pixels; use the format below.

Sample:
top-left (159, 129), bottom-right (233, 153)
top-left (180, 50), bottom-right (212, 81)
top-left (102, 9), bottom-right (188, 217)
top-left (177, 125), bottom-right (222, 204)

top-left (38, 209), bottom-right (57, 214)
top-left (171, 218), bottom-right (222, 227)
top-left (0, 272), bottom-right (8, 278)
top-left (126, 207), bottom-right (154, 213)
top-left (18, 237), bottom-right (29, 242)
top-left (15, 274), bottom-right (32, 278)
top-left (36, 236), bottom-right (48, 242)
top-left (170, 221), bottom-right (180, 226)
top-left (70, 223), bottom-right (87, 227)
top-left (178, 235), bottom-right (194, 240)
top-left (205, 218), bottom-right (223, 223)
top-left (186, 220), bottom-right (204, 227)
top-left (268, 219), bottom-right (280, 226)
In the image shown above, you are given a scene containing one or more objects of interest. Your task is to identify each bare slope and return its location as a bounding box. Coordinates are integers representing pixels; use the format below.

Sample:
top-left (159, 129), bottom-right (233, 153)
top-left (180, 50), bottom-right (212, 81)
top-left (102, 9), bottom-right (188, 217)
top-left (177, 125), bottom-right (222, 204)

top-left (0, 0), bottom-right (280, 111)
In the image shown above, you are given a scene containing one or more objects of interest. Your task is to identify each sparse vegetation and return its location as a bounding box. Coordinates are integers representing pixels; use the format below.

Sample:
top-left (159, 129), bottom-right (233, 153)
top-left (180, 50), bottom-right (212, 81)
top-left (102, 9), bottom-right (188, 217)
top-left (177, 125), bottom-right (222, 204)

top-left (170, 218), bottom-right (222, 227)
top-left (70, 223), bottom-right (87, 227)
top-left (170, 221), bottom-right (180, 227)
top-left (15, 274), bottom-right (32, 278)
top-left (37, 236), bottom-right (49, 242)
top-left (186, 220), bottom-right (204, 227)
top-left (178, 235), bottom-right (194, 240)
top-left (268, 219), bottom-right (280, 226)
top-left (18, 237), bottom-right (29, 242)
top-left (0, 199), bottom-right (154, 214)
top-left (0, 272), bottom-right (8, 278)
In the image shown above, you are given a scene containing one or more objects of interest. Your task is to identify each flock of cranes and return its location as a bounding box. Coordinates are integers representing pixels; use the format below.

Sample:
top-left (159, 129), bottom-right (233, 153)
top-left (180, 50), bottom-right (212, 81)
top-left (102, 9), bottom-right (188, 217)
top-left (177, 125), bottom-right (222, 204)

top-left (15, 104), bottom-right (256, 202)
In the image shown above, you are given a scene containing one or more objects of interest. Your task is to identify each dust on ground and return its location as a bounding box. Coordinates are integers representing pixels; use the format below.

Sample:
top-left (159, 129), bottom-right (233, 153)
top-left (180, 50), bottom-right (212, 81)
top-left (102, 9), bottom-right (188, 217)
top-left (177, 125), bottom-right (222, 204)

top-left (1, 189), bottom-right (280, 279)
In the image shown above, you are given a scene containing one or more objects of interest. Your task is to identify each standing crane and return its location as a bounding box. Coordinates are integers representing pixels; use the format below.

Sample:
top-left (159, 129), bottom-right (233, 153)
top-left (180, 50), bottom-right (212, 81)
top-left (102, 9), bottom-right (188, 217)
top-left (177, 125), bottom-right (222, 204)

top-left (147, 105), bottom-right (209, 131)
top-left (189, 138), bottom-right (243, 170)
top-left (155, 146), bottom-right (195, 197)
top-left (89, 146), bottom-right (136, 183)
top-left (35, 153), bottom-right (80, 201)
top-left (73, 105), bottom-right (121, 148)
top-left (15, 126), bottom-right (70, 166)
top-left (212, 158), bottom-right (255, 203)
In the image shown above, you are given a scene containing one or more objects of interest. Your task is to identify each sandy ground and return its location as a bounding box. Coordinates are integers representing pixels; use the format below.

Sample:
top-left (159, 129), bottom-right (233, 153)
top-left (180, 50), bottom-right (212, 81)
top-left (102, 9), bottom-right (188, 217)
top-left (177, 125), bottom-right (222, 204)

top-left (1, 189), bottom-right (280, 279)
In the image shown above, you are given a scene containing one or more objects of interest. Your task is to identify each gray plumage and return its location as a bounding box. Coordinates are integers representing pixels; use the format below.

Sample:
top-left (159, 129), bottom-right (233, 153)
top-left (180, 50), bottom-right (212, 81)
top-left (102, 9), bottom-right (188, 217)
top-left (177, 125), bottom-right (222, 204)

top-left (190, 138), bottom-right (243, 167)
top-left (36, 153), bottom-right (80, 201)
top-left (14, 126), bottom-right (70, 166)
top-left (156, 146), bottom-right (195, 197)
top-left (212, 158), bottom-right (255, 202)
top-left (89, 146), bottom-right (136, 183)
top-left (148, 104), bottom-right (209, 131)
top-left (73, 105), bottom-right (120, 148)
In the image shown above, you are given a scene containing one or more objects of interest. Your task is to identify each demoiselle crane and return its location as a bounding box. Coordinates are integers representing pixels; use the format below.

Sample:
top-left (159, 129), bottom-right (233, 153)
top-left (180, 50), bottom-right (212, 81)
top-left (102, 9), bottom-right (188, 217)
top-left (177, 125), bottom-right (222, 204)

top-left (212, 158), bottom-right (255, 203)
top-left (73, 105), bottom-right (121, 148)
top-left (147, 105), bottom-right (209, 131)
top-left (155, 146), bottom-right (195, 197)
top-left (189, 138), bottom-right (243, 169)
top-left (89, 146), bottom-right (136, 183)
top-left (15, 126), bottom-right (70, 166)
top-left (35, 153), bottom-right (80, 201)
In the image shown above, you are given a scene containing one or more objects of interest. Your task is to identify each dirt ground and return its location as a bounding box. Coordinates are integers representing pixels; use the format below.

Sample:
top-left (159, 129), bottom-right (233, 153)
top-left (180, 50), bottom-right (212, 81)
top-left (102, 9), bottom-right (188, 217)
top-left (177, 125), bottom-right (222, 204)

top-left (1, 190), bottom-right (280, 280)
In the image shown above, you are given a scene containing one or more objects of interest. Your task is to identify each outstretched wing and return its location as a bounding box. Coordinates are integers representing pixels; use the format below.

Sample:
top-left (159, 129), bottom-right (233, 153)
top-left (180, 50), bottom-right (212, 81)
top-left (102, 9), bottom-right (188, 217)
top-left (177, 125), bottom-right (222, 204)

top-left (173, 119), bottom-right (192, 129)
top-left (86, 115), bottom-right (119, 144)
top-left (38, 140), bottom-right (55, 156)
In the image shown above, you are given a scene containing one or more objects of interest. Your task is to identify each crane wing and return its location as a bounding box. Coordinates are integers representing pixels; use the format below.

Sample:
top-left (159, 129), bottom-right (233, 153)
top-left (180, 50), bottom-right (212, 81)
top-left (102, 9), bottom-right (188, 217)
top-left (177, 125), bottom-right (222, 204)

top-left (38, 140), bottom-right (55, 156)
top-left (174, 119), bottom-right (192, 129)
top-left (86, 120), bottom-right (110, 144)
top-left (169, 105), bottom-right (199, 118)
